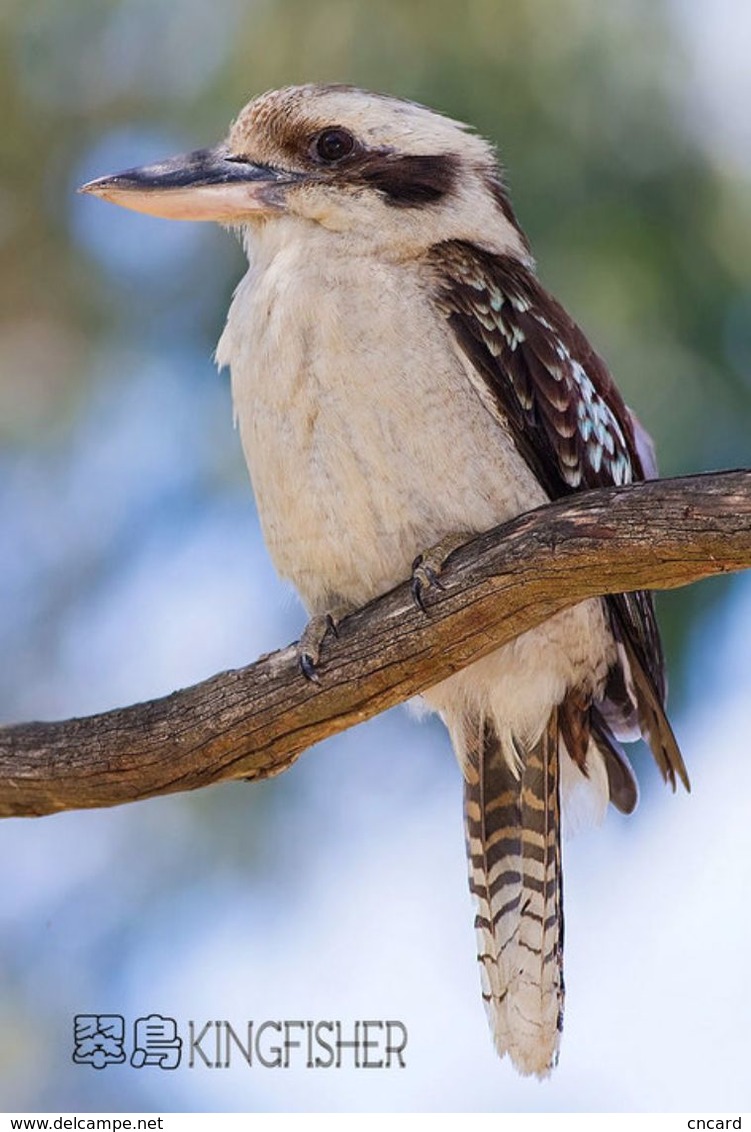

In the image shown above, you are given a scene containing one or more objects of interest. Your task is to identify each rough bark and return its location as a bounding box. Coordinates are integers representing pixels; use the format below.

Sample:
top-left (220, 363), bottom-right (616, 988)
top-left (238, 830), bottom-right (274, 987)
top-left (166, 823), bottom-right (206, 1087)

top-left (1, 471), bottom-right (749, 819)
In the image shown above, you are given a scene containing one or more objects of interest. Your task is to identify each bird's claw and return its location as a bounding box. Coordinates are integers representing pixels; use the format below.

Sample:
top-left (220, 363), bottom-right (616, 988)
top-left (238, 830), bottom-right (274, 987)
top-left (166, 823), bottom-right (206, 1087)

top-left (410, 533), bottom-right (470, 613)
top-left (297, 610), bottom-right (346, 682)
top-left (411, 555), bottom-right (446, 613)
top-left (299, 650), bottom-right (321, 683)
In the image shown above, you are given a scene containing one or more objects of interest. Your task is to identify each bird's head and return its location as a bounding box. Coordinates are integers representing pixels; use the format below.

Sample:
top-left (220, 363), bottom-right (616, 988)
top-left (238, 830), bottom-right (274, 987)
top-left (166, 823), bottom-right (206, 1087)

top-left (80, 84), bottom-right (529, 260)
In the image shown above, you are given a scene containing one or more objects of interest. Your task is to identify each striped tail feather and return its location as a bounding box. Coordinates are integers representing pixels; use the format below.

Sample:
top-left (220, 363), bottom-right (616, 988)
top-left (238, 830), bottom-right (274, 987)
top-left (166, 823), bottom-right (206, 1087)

top-left (460, 710), bottom-right (564, 1078)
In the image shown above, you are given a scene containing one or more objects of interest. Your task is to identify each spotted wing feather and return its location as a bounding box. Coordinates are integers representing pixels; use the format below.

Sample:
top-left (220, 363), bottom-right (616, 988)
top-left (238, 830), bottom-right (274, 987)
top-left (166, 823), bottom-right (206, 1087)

top-left (428, 239), bottom-right (688, 791)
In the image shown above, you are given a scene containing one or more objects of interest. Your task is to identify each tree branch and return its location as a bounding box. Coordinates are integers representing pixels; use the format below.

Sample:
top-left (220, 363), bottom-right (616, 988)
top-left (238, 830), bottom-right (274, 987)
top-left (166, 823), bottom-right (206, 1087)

top-left (2, 470), bottom-right (750, 819)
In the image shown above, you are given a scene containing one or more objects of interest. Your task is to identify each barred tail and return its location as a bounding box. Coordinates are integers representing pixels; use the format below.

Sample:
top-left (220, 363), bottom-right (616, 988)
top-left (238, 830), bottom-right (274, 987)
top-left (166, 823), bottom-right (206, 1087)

top-left (460, 710), bottom-right (564, 1078)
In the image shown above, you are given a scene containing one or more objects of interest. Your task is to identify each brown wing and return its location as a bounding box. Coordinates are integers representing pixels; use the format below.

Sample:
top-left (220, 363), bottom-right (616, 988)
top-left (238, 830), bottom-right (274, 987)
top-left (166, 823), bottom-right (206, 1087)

top-left (428, 239), bottom-right (688, 792)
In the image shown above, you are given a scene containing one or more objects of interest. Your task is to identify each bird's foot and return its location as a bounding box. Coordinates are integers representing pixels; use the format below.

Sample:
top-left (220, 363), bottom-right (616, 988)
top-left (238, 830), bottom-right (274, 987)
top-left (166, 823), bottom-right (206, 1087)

top-left (411, 532), bottom-right (471, 612)
top-left (297, 605), bottom-right (351, 682)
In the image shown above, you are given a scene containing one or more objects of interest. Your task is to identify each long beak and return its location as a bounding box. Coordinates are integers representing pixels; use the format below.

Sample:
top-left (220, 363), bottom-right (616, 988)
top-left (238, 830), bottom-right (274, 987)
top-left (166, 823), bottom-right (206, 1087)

top-left (78, 145), bottom-right (300, 221)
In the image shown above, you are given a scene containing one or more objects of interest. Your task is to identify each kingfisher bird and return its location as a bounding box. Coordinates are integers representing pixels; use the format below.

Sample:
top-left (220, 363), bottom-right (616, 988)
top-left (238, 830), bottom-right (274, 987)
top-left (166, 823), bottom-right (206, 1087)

top-left (81, 84), bottom-right (689, 1077)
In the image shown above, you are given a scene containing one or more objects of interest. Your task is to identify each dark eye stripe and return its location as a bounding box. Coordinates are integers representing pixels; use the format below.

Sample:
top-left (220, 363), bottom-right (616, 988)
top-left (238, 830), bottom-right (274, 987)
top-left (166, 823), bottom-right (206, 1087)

top-left (305, 132), bottom-right (460, 208)
top-left (357, 152), bottom-right (460, 207)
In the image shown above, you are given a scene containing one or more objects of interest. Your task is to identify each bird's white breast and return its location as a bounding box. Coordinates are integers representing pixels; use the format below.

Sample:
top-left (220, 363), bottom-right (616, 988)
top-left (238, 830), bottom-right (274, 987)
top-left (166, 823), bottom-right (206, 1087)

top-left (218, 226), bottom-right (547, 612)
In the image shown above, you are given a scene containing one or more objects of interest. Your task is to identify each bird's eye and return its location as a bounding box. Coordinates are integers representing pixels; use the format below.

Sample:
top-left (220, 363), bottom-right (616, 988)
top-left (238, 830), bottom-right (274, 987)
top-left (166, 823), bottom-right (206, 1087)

top-left (313, 128), bottom-right (356, 163)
